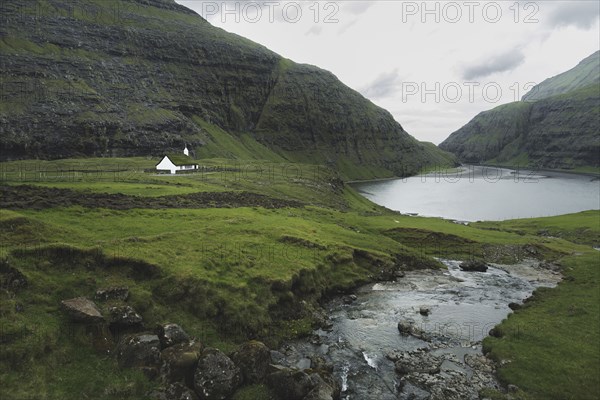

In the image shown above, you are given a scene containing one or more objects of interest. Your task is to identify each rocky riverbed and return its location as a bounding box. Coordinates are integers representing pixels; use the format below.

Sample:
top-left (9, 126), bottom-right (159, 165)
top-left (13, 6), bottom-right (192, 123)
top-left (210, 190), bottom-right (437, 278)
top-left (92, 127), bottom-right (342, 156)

top-left (277, 259), bottom-right (561, 399)
top-left (54, 281), bottom-right (341, 400)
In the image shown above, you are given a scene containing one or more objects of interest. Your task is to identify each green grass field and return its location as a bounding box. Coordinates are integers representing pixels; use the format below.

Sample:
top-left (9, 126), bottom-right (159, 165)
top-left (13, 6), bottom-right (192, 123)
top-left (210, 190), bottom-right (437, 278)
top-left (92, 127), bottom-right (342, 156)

top-left (0, 158), bottom-right (598, 399)
top-left (482, 251), bottom-right (600, 400)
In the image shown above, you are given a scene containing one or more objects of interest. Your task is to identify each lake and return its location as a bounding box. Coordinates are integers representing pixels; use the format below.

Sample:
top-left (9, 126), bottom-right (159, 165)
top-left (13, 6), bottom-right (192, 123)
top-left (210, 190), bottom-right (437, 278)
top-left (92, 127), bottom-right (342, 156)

top-left (353, 165), bottom-right (600, 221)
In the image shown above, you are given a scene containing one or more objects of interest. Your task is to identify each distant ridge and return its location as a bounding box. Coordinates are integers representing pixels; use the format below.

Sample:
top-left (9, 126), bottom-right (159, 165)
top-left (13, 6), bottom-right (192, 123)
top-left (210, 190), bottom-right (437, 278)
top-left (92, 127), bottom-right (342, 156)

top-left (522, 51), bottom-right (600, 102)
top-left (440, 51), bottom-right (600, 171)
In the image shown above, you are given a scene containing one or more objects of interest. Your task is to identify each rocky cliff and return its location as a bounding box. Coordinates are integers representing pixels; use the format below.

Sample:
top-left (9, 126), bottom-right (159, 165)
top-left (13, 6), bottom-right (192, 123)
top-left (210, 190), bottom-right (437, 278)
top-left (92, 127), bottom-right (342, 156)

top-left (440, 51), bottom-right (600, 170)
top-left (0, 0), bottom-right (454, 179)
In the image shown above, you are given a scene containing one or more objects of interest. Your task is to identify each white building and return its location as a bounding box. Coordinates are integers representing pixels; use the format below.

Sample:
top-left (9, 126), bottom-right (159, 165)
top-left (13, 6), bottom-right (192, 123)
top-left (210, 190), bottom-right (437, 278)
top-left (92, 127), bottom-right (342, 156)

top-left (155, 146), bottom-right (198, 174)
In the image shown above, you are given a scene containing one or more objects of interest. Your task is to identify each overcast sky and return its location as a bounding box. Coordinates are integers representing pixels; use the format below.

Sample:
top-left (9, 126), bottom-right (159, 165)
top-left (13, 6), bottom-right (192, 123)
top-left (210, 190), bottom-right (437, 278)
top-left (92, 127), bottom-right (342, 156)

top-left (176, 1), bottom-right (600, 144)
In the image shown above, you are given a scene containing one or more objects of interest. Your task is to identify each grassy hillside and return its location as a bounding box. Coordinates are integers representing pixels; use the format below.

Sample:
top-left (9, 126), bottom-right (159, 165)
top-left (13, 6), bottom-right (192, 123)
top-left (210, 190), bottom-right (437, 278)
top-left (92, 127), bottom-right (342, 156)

top-left (440, 50), bottom-right (600, 171)
top-left (1, 158), bottom-right (598, 399)
top-left (522, 51), bottom-right (600, 102)
top-left (482, 251), bottom-right (599, 400)
top-left (478, 212), bottom-right (600, 399)
top-left (440, 83), bottom-right (600, 170)
top-left (0, 0), bottom-right (455, 179)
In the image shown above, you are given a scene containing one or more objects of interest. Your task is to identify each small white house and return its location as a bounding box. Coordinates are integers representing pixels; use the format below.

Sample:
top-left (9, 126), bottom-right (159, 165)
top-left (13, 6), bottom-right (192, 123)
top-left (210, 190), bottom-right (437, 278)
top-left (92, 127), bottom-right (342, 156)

top-left (156, 146), bottom-right (198, 174)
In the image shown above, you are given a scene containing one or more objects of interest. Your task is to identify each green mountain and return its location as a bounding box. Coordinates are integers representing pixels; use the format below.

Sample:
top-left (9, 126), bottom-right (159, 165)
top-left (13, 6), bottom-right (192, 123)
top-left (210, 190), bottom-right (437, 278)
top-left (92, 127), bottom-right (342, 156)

top-left (0, 0), bottom-right (454, 179)
top-left (522, 51), bottom-right (599, 102)
top-left (440, 51), bottom-right (600, 171)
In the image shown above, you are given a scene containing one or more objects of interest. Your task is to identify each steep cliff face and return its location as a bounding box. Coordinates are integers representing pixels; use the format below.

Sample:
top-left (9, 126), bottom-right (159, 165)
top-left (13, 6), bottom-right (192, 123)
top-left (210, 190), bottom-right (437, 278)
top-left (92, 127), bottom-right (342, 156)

top-left (440, 52), bottom-right (600, 170)
top-left (254, 62), bottom-right (452, 175)
top-left (0, 0), bottom-right (454, 179)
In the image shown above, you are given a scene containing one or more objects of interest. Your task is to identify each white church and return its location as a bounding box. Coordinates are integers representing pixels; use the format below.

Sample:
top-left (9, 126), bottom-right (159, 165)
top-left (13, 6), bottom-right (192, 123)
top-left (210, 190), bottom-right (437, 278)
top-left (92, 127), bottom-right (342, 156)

top-left (155, 146), bottom-right (199, 174)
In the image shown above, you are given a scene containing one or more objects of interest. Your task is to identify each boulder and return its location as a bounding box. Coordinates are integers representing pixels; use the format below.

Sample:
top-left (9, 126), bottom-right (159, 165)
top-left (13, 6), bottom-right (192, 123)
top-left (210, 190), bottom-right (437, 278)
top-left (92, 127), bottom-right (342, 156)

top-left (295, 358), bottom-right (311, 370)
top-left (95, 286), bottom-right (129, 301)
top-left (61, 297), bottom-right (104, 323)
top-left (397, 320), bottom-right (428, 340)
top-left (459, 260), bottom-right (488, 272)
top-left (312, 309), bottom-right (333, 331)
top-left (508, 384), bottom-right (520, 393)
top-left (395, 350), bottom-right (498, 400)
top-left (488, 327), bottom-right (503, 338)
top-left (419, 306), bottom-right (431, 316)
top-left (508, 302), bottom-right (521, 311)
top-left (161, 340), bottom-right (203, 385)
top-left (108, 305), bottom-right (143, 327)
top-left (157, 323), bottom-right (190, 349)
top-left (397, 321), bottom-right (414, 335)
top-left (308, 355), bottom-right (334, 374)
top-left (116, 333), bottom-right (162, 372)
top-left (304, 372), bottom-right (341, 400)
top-left (393, 351), bottom-right (443, 375)
top-left (266, 365), bottom-right (314, 400)
top-left (193, 348), bottom-right (242, 400)
top-left (230, 340), bottom-right (271, 384)
top-left (270, 350), bottom-right (287, 365)
top-left (304, 385), bottom-right (334, 400)
top-left (148, 382), bottom-right (200, 400)
top-left (464, 354), bottom-right (494, 374)
top-left (309, 335), bottom-right (323, 346)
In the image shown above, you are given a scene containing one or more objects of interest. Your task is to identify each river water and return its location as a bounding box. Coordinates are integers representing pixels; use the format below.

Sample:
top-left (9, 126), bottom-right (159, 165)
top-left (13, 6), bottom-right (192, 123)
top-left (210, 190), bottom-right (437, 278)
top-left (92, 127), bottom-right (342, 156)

top-left (276, 166), bottom-right (590, 398)
top-left (279, 260), bottom-right (561, 399)
top-left (353, 166), bottom-right (599, 221)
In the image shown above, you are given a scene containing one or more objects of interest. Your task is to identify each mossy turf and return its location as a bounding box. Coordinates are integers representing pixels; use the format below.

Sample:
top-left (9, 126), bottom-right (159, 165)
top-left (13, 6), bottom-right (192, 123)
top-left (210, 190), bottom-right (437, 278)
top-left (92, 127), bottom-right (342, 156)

top-left (0, 158), bottom-right (598, 400)
top-left (482, 251), bottom-right (600, 400)
top-left (474, 211), bottom-right (600, 247)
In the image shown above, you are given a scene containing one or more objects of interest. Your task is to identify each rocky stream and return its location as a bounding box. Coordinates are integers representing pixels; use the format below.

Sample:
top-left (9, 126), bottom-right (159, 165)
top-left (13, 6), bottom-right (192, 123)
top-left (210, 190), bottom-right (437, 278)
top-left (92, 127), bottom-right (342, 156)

top-left (275, 259), bottom-right (562, 399)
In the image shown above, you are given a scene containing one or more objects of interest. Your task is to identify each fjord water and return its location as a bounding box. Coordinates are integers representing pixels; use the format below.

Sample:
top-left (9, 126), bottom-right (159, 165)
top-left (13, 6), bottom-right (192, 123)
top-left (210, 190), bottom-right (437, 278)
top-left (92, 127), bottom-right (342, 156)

top-left (353, 166), bottom-right (600, 221)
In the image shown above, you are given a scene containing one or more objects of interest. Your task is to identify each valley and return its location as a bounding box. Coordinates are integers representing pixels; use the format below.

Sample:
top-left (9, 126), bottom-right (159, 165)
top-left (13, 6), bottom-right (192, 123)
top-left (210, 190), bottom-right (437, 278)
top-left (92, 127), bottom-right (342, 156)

top-left (1, 157), bottom-right (598, 399)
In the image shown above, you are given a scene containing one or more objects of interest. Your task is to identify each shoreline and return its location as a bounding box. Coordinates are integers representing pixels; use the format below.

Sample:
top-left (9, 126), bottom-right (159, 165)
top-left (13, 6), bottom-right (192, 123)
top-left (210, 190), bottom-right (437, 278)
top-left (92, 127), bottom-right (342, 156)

top-left (346, 166), bottom-right (469, 185)
top-left (345, 175), bottom-right (403, 185)
top-left (473, 163), bottom-right (600, 179)
top-left (346, 164), bottom-right (599, 185)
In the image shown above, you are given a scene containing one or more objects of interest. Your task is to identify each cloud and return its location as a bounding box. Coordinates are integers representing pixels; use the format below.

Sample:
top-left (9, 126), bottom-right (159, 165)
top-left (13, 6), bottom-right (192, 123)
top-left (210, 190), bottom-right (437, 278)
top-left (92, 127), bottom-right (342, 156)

top-left (461, 50), bottom-right (526, 80)
top-left (546, 1), bottom-right (600, 30)
top-left (305, 25), bottom-right (323, 36)
top-left (360, 69), bottom-right (403, 99)
top-left (344, 1), bottom-right (377, 15)
top-left (338, 19), bottom-right (357, 35)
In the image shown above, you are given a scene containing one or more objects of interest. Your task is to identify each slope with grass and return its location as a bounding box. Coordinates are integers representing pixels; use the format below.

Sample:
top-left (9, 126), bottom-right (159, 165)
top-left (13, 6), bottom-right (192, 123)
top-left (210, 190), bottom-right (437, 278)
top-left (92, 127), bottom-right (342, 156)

top-left (440, 51), bottom-right (600, 171)
top-left (482, 250), bottom-right (599, 400)
top-left (1, 158), bottom-right (598, 399)
top-left (522, 51), bottom-right (600, 102)
top-left (0, 0), bottom-right (454, 179)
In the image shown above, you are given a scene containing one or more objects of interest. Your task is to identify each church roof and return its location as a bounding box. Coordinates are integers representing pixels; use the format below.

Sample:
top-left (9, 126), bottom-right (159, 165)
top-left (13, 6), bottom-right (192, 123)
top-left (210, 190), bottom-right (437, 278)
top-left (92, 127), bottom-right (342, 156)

top-left (163, 153), bottom-right (198, 166)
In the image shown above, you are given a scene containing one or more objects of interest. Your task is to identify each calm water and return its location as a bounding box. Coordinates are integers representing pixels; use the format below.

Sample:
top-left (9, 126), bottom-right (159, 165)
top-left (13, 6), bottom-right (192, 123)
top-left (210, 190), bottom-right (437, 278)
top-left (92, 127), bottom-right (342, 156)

top-left (353, 166), bottom-right (600, 221)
